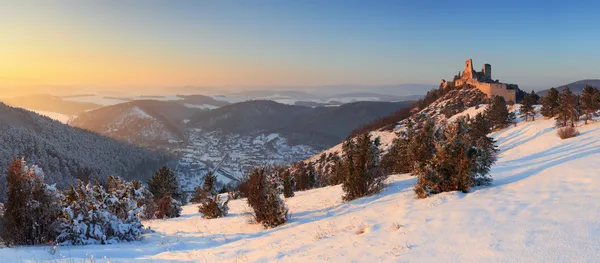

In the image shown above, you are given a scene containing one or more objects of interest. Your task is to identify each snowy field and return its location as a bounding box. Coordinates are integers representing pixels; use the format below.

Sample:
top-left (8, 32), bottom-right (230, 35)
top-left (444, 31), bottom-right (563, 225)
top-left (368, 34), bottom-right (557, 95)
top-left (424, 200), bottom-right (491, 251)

top-left (3, 115), bottom-right (600, 262)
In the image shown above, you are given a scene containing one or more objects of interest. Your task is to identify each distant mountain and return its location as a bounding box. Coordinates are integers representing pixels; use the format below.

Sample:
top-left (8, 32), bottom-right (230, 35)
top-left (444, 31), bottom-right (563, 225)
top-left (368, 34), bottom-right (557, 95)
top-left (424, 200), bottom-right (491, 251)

top-left (71, 100), bottom-right (203, 147)
top-left (189, 100), bottom-right (414, 147)
top-left (537, 79), bottom-right (600, 96)
top-left (72, 99), bottom-right (414, 185)
top-left (0, 103), bottom-right (173, 197)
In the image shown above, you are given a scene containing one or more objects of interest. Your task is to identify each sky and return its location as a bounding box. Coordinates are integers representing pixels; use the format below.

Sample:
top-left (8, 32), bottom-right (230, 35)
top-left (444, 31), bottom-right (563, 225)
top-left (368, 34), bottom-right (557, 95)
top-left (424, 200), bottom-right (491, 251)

top-left (0, 0), bottom-right (599, 92)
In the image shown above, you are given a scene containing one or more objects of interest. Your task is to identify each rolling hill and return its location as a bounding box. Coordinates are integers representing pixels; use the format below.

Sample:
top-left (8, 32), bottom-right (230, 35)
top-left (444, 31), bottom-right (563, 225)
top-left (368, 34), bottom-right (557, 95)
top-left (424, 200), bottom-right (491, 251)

top-left (537, 79), bottom-right (600, 96)
top-left (0, 103), bottom-right (174, 198)
top-left (71, 99), bottom-right (414, 185)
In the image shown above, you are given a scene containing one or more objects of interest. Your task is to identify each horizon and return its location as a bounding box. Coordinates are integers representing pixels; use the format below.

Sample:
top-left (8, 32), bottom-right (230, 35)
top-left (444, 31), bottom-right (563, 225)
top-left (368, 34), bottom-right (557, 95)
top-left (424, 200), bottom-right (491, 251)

top-left (1, 1), bottom-right (599, 94)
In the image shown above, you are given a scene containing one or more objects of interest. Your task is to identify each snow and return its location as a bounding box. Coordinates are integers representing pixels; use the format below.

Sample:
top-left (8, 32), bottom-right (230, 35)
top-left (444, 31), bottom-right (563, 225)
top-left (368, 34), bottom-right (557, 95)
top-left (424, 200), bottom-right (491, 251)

top-left (130, 106), bottom-right (153, 120)
top-left (5, 110), bottom-right (600, 261)
top-left (28, 109), bottom-right (72, 124)
top-left (182, 103), bottom-right (219, 110)
top-left (326, 96), bottom-right (381, 103)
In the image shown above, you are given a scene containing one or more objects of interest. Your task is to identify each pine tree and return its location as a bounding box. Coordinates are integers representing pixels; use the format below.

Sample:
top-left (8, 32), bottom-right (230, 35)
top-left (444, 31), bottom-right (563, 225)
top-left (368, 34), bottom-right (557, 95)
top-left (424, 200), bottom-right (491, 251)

top-left (193, 173), bottom-right (229, 219)
top-left (520, 91), bottom-right (536, 121)
top-left (414, 117), bottom-right (496, 198)
top-left (147, 166), bottom-right (182, 202)
top-left (0, 158), bottom-right (61, 246)
top-left (202, 172), bottom-right (216, 196)
top-left (408, 119), bottom-right (435, 172)
top-left (340, 133), bottom-right (385, 202)
top-left (556, 86), bottom-right (579, 127)
top-left (281, 169), bottom-right (295, 198)
top-left (540, 88), bottom-right (560, 118)
top-left (580, 85), bottom-right (600, 125)
top-left (486, 96), bottom-right (511, 130)
top-left (468, 112), bottom-right (492, 141)
top-left (380, 120), bottom-right (417, 175)
top-left (246, 167), bottom-right (288, 228)
top-left (148, 166), bottom-right (182, 219)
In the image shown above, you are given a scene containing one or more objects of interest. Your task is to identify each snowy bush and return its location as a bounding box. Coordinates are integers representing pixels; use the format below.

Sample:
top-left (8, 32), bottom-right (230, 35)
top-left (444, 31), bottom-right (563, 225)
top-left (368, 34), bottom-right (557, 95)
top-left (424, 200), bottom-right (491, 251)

top-left (56, 176), bottom-right (148, 245)
top-left (246, 167), bottom-right (288, 228)
top-left (0, 158), bottom-right (62, 246)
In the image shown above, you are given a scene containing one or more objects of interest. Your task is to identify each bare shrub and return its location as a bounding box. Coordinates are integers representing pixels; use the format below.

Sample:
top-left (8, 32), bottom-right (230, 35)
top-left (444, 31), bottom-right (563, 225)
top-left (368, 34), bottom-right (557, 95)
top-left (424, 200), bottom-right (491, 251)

top-left (557, 126), bottom-right (579, 139)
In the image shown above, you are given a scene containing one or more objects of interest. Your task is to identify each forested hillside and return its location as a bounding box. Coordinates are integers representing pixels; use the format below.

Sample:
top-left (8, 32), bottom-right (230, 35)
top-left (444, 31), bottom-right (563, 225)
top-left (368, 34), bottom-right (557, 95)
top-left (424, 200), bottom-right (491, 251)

top-left (0, 103), bottom-right (174, 200)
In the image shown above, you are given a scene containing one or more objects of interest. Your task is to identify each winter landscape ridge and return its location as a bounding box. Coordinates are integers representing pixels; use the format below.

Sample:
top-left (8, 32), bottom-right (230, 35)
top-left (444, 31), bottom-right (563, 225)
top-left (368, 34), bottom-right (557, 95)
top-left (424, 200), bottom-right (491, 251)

top-left (2, 103), bottom-right (600, 262)
top-left (2, 2), bottom-right (600, 262)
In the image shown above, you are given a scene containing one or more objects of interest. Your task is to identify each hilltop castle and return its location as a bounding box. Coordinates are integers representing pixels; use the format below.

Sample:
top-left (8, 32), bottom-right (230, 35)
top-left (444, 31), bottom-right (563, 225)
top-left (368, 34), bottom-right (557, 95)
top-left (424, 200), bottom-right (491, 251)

top-left (441, 59), bottom-right (517, 103)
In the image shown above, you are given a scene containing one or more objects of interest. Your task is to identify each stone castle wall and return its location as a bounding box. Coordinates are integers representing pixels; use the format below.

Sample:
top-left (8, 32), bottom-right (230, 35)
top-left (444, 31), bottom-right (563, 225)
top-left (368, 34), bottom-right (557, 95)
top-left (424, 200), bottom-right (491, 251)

top-left (454, 78), bottom-right (516, 103)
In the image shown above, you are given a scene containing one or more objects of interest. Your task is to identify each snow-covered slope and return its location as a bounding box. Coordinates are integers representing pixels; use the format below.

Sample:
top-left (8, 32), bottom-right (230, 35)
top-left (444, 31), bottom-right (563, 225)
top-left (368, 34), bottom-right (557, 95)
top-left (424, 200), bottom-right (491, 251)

top-left (307, 86), bottom-right (489, 163)
top-left (5, 113), bottom-right (600, 262)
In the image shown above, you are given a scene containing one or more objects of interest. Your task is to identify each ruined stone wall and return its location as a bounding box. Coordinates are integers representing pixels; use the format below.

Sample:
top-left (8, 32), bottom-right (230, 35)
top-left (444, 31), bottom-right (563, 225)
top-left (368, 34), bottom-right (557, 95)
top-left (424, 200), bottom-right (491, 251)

top-left (454, 78), bottom-right (516, 103)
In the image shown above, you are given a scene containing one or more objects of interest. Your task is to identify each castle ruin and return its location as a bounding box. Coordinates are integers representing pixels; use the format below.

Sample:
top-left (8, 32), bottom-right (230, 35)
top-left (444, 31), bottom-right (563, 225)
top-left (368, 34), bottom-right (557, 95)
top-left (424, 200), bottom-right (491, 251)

top-left (441, 59), bottom-right (517, 103)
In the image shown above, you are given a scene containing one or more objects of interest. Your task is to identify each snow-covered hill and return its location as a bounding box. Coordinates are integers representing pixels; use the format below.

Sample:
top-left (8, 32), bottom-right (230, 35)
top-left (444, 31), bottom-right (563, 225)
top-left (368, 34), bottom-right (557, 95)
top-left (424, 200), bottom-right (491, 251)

top-left (5, 111), bottom-right (600, 262)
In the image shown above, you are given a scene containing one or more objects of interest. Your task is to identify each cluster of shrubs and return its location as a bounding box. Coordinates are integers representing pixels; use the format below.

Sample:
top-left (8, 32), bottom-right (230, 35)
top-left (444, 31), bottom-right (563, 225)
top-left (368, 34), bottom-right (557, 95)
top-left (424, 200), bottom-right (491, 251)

top-left (0, 160), bottom-right (183, 247)
top-left (538, 85), bottom-right (600, 139)
top-left (380, 97), bottom-right (506, 198)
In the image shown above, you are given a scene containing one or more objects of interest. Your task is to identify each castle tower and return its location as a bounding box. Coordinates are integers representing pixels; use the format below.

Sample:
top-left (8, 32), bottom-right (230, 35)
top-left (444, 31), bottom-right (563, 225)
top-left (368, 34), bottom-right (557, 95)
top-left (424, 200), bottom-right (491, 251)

top-left (462, 58), bottom-right (475, 79)
top-left (482, 64), bottom-right (492, 80)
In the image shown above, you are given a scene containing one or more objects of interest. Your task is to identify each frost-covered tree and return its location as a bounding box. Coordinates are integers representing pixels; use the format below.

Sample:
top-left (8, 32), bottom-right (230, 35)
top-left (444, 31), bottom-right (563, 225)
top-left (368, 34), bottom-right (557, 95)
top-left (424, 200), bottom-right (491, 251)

top-left (540, 88), bottom-right (560, 118)
top-left (580, 85), bottom-right (600, 125)
top-left (133, 181), bottom-right (157, 220)
top-left (340, 133), bottom-right (385, 202)
top-left (246, 167), bottom-right (288, 228)
top-left (0, 158), bottom-right (61, 246)
top-left (56, 177), bottom-right (147, 245)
